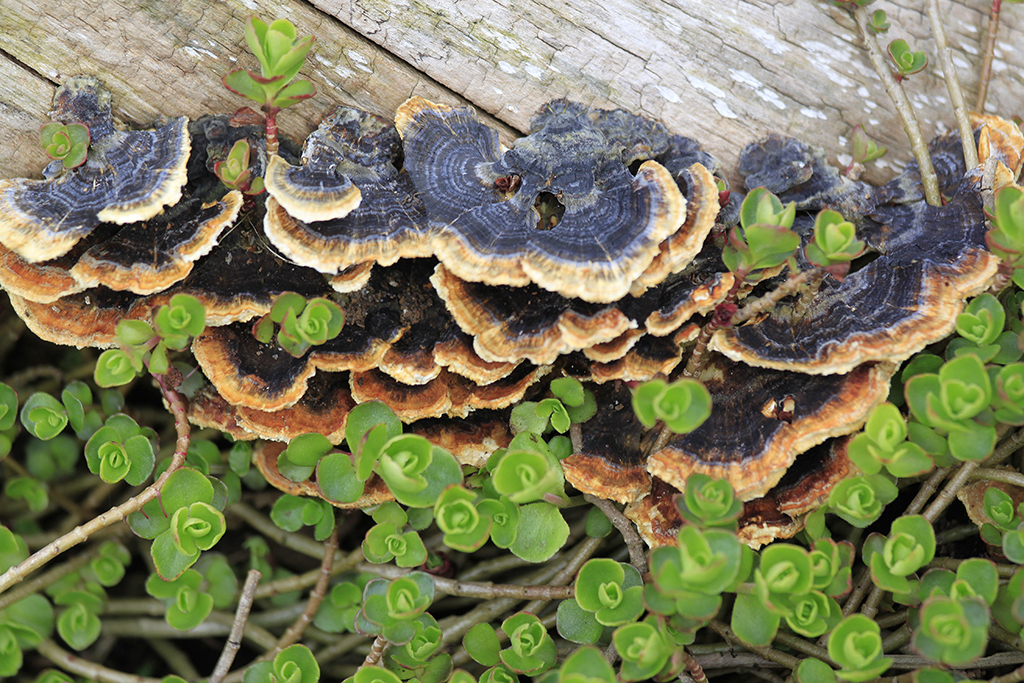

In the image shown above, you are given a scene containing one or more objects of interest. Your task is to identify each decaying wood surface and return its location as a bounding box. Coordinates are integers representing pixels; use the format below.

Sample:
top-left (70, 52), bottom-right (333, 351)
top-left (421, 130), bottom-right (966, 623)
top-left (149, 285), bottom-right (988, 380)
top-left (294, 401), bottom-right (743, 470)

top-left (1, 0), bottom-right (1022, 186)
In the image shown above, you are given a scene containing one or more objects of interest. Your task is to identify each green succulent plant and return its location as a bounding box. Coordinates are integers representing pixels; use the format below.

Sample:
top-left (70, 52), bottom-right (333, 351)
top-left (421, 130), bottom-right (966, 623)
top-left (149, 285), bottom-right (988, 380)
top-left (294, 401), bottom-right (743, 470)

top-left (39, 122), bottom-right (89, 170)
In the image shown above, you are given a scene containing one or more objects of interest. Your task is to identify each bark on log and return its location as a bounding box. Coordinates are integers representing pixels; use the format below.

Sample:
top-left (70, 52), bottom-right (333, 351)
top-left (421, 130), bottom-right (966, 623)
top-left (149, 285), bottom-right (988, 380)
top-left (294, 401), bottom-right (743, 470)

top-left (1, 0), bottom-right (1022, 186)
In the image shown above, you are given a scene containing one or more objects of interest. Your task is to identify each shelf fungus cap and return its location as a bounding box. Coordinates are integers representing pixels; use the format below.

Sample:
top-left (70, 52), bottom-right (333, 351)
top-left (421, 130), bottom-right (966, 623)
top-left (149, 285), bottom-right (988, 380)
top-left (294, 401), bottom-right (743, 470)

top-left (264, 107), bottom-right (433, 272)
top-left (712, 174), bottom-right (999, 375)
top-left (647, 357), bottom-right (894, 501)
top-left (396, 96), bottom-right (686, 303)
top-left (562, 382), bottom-right (654, 504)
top-left (0, 77), bottom-right (190, 263)
top-left (70, 190), bottom-right (242, 295)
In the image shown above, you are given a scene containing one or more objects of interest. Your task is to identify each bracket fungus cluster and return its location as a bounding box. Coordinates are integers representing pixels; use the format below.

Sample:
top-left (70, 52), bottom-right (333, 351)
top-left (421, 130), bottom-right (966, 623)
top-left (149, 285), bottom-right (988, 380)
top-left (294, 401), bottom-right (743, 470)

top-left (2, 76), bottom-right (1019, 535)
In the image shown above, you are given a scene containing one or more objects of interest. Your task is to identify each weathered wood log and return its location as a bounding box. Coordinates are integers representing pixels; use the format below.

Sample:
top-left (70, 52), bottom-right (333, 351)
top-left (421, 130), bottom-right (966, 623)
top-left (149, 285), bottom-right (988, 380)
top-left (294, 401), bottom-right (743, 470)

top-left (1, 0), bottom-right (1022, 185)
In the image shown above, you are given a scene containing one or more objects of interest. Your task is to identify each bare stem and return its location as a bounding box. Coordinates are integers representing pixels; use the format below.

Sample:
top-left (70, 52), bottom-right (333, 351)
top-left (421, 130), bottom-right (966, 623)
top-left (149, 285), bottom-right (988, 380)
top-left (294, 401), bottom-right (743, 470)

top-left (37, 639), bottom-right (162, 683)
top-left (584, 494), bottom-right (648, 575)
top-left (976, 0), bottom-right (1003, 113)
top-left (0, 375), bottom-right (190, 594)
top-left (362, 634), bottom-right (389, 668)
top-left (263, 524), bottom-right (339, 657)
top-left (926, 0), bottom-right (978, 168)
top-left (357, 562), bottom-right (576, 600)
top-left (852, 6), bottom-right (941, 206)
top-left (707, 620), bottom-right (801, 670)
top-left (209, 569), bottom-right (262, 683)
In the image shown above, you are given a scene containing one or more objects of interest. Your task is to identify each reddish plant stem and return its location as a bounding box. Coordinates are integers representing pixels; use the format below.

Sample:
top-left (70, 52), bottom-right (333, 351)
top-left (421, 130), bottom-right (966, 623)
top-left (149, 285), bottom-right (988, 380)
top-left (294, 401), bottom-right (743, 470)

top-left (264, 106), bottom-right (280, 154)
top-left (362, 634), bottom-right (389, 668)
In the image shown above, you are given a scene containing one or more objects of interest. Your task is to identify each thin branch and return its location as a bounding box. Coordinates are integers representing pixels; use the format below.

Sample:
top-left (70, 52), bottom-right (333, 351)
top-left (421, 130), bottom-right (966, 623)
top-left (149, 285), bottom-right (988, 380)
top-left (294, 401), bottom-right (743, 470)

top-left (922, 461), bottom-right (984, 523)
top-left (707, 619), bottom-right (801, 670)
top-left (681, 648), bottom-right (709, 683)
top-left (0, 376), bottom-right (190, 594)
top-left (262, 524), bottom-right (339, 659)
top-left (926, 0), bottom-right (978, 168)
top-left (584, 494), bottom-right (647, 575)
top-left (357, 562), bottom-right (575, 600)
top-left (852, 5), bottom-right (941, 206)
top-left (209, 569), bottom-right (262, 683)
top-left (361, 635), bottom-right (389, 668)
top-left (0, 544), bottom-right (100, 611)
top-left (975, 0), bottom-right (1003, 112)
top-left (37, 639), bottom-right (162, 683)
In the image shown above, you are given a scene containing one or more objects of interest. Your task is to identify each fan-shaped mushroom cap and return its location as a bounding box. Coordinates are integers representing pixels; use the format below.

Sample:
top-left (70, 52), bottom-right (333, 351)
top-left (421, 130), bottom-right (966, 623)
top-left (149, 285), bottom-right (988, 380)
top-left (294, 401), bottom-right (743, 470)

top-left (0, 241), bottom-right (90, 303)
top-left (0, 77), bottom-right (190, 262)
top-left (349, 365), bottom-right (551, 422)
top-left (562, 382), bottom-right (655, 504)
top-left (396, 96), bottom-right (686, 302)
top-left (627, 439), bottom-right (851, 549)
top-left (712, 173), bottom-right (999, 375)
top-left (647, 356), bottom-right (894, 501)
top-left (70, 190), bottom-right (241, 295)
top-left (264, 107), bottom-right (434, 273)
top-left (973, 112), bottom-right (1024, 184)
top-left (431, 264), bottom-right (634, 365)
top-left (629, 163), bottom-right (720, 296)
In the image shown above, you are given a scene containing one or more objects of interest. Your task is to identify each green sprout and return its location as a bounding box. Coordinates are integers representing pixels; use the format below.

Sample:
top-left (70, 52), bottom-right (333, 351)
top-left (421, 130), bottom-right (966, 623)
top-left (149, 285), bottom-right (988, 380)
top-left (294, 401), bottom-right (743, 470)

top-left (314, 579), bottom-right (367, 634)
top-left (675, 473), bottom-right (743, 529)
top-left (270, 493), bottom-right (336, 541)
top-left (866, 516), bottom-right (935, 601)
top-left (612, 619), bottom-right (679, 682)
top-left (488, 433), bottom-right (568, 505)
top-left (243, 643), bottom-right (319, 683)
top-left (126, 467), bottom-right (227, 580)
top-left (987, 186), bottom-right (1024, 288)
top-left (358, 572), bottom-right (435, 645)
top-left (847, 402), bottom-right (933, 478)
top-left (649, 525), bottom-right (744, 622)
top-left (827, 614), bottom-right (891, 681)
top-left (500, 612), bottom-right (557, 675)
top-left (804, 209), bottom-right (866, 280)
top-left (904, 354), bottom-right (996, 462)
top-left (19, 393), bottom-right (69, 441)
top-left (887, 39), bottom-right (928, 79)
top-left (145, 569), bottom-right (214, 631)
top-left (631, 377), bottom-right (712, 434)
top-left (223, 16), bottom-right (316, 154)
top-left (867, 9), bottom-right (890, 33)
top-left (845, 125), bottom-right (887, 178)
top-left (214, 139), bottom-right (265, 194)
top-left (571, 559), bottom-right (644, 627)
top-left (39, 122), bottom-right (89, 170)
top-left (0, 593), bottom-right (53, 677)
top-left (252, 292), bottom-right (345, 358)
top-left (54, 587), bottom-right (104, 651)
top-left (4, 477), bottom-right (48, 514)
top-left (721, 187), bottom-right (799, 284)
top-left (912, 595), bottom-right (989, 666)
top-left (84, 414), bottom-right (156, 485)
top-left (363, 502), bottom-right (428, 566)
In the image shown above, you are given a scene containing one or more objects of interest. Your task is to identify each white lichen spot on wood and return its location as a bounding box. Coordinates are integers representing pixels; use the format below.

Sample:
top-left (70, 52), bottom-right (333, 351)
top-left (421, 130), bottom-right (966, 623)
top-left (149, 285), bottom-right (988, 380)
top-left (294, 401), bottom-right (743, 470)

top-left (523, 63), bottom-right (544, 80)
top-left (749, 27), bottom-right (790, 54)
top-left (713, 100), bottom-right (738, 118)
top-left (656, 85), bottom-right (681, 104)
top-left (729, 69), bottom-right (763, 88)
top-left (498, 61), bottom-right (518, 75)
top-left (757, 89), bottom-right (786, 110)
top-left (800, 108), bottom-right (827, 120)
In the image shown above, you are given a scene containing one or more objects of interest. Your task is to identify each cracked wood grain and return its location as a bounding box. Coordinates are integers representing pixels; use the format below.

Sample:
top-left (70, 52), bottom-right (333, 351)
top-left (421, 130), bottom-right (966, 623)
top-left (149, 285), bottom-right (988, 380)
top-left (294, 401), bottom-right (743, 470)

top-left (0, 0), bottom-right (1021, 187)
